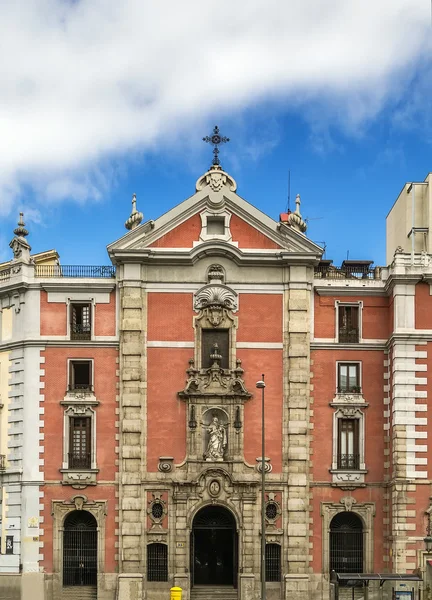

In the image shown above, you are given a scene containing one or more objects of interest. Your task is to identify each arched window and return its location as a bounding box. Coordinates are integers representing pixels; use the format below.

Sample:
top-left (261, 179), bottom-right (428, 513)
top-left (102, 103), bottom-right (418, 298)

top-left (63, 510), bottom-right (97, 587)
top-left (330, 512), bottom-right (363, 574)
top-left (147, 543), bottom-right (168, 582)
top-left (265, 543), bottom-right (281, 582)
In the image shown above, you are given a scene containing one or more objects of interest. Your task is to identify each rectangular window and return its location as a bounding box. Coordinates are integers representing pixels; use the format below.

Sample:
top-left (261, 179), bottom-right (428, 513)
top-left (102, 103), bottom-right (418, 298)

top-left (338, 363), bottom-right (360, 393)
top-left (201, 329), bottom-right (229, 369)
top-left (338, 419), bottom-right (360, 469)
top-left (70, 303), bottom-right (91, 340)
top-left (338, 305), bottom-right (359, 344)
top-left (69, 416), bottom-right (91, 469)
top-left (147, 543), bottom-right (168, 582)
top-left (69, 360), bottom-right (92, 391)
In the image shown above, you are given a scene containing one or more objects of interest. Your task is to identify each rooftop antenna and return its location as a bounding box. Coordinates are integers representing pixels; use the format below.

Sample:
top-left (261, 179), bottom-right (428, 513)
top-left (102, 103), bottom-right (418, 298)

top-left (314, 241), bottom-right (327, 258)
top-left (287, 169), bottom-right (291, 213)
top-left (347, 250), bottom-right (350, 260)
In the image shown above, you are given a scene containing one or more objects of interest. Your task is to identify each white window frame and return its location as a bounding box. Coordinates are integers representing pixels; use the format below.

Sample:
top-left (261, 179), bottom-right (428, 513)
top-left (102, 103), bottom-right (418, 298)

top-left (335, 301), bottom-right (363, 344)
top-left (335, 360), bottom-right (362, 394)
top-left (331, 407), bottom-right (366, 472)
top-left (199, 209), bottom-right (233, 243)
top-left (62, 406), bottom-right (97, 470)
top-left (67, 358), bottom-right (94, 392)
top-left (67, 299), bottom-right (95, 341)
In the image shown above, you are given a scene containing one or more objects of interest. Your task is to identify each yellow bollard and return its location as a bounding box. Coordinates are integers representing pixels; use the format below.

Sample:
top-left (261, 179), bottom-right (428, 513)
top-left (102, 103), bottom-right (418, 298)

top-left (170, 586), bottom-right (182, 600)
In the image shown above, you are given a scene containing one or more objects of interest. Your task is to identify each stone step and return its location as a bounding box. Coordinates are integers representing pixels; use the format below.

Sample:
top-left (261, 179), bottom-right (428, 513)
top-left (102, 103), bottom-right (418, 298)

top-left (191, 587), bottom-right (238, 600)
top-left (62, 586), bottom-right (97, 600)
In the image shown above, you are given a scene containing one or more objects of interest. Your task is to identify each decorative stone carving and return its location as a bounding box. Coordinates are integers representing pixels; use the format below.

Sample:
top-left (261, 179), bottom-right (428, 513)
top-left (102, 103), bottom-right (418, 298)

top-left (208, 479), bottom-right (221, 497)
top-left (340, 496), bottom-right (357, 512)
top-left (158, 457), bottom-right (174, 473)
top-left (204, 414), bottom-right (227, 462)
top-left (61, 470), bottom-right (97, 489)
top-left (256, 457), bottom-right (272, 473)
top-left (179, 355), bottom-right (251, 399)
top-left (9, 213), bottom-right (32, 263)
top-left (195, 285), bottom-right (238, 313)
top-left (147, 492), bottom-right (167, 529)
top-left (195, 165), bottom-right (237, 194)
top-left (265, 493), bottom-right (282, 525)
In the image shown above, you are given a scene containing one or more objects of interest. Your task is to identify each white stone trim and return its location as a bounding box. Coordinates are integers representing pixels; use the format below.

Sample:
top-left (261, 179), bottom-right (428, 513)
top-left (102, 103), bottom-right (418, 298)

top-left (335, 300), bottom-right (363, 343)
top-left (47, 291), bottom-right (111, 304)
top-left (198, 208), bottom-right (233, 243)
top-left (62, 405), bottom-right (97, 470)
top-left (147, 341), bottom-right (194, 348)
top-left (236, 342), bottom-right (283, 349)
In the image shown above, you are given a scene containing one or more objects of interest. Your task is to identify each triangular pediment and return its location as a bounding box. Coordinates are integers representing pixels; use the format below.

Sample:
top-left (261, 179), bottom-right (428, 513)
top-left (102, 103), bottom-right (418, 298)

top-left (107, 168), bottom-right (322, 262)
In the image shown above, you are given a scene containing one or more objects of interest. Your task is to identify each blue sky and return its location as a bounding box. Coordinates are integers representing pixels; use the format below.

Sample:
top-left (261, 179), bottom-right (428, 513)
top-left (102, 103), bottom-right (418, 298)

top-left (0, 1), bottom-right (431, 267)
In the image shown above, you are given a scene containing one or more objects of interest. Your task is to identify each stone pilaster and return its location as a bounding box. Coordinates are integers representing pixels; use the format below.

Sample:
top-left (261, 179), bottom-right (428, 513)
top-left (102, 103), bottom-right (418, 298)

top-left (283, 266), bottom-right (312, 589)
top-left (119, 282), bottom-right (147, 576)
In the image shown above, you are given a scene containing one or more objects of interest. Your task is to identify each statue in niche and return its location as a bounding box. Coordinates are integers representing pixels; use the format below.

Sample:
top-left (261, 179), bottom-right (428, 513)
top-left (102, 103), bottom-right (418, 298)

top-left (204, 416), bottom-right (227, 461)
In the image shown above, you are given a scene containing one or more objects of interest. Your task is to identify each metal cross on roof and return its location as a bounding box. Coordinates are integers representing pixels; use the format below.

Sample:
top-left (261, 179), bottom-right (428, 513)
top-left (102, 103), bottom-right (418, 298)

top-left (202, 125), bottom-right (230, 166)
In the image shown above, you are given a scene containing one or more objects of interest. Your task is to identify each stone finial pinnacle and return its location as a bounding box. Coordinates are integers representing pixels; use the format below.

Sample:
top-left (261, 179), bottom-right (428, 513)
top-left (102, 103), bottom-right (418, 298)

top-left (10, 211), bottom-right (31, 261)
top-left (287, 193), bottom-right (307, 234)
top-left (125, 193), bottom-right (143, 230)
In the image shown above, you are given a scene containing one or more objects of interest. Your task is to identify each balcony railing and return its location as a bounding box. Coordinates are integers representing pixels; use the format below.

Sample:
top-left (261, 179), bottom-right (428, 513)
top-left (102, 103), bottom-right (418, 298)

top-left (339, 329), bottom-right (359, 344)
top-left (337, 386), bottom-right (362, 394)
top-left (0, 269), bottom-right (11, 283)
top-left (71, 324), bottom-right (91, 341)
top-left (337, 453), bottom-right (360, 470)
top-left (0, 455), bottom-right (5, 470)
top-left (35, 265), bottom-right (116, 278)
top-left (68, 384), bottom-right (94, 393)
top-left (315, 265), bottom-right (377, 279)
top-left (68, 453), bottom-right (91, 469)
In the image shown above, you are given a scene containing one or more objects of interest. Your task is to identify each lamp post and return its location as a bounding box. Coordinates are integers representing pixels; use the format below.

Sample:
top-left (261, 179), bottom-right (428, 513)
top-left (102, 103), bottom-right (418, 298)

top-left (256, 375), bottom-right (266, 600)
top-left (424, 519), bottom-right (432, 553)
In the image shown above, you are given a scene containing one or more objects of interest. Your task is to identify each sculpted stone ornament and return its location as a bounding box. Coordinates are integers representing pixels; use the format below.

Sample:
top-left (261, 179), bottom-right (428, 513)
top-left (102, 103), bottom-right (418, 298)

top-left (204, 416), bottom-right (227, 462)
top-left (179, 353), bottom-right (251, 399)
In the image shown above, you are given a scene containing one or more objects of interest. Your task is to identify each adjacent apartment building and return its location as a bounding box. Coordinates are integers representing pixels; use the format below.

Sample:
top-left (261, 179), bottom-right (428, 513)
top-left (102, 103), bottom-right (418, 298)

top-left (1, 160), bottom-right (432, 600)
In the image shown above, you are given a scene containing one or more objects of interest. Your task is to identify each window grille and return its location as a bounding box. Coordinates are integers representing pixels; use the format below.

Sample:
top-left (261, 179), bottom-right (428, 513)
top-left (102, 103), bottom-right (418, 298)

top-left (69, 361), bottom-right (92, 391)
top-left (71, 304), bottom-right (91, 340)
top-left (265, 543), bottom-right (281, 582)
top-left (330, 512), bottom-right (363, 576)
top-left (151, 502), bottom-right (164, 520)
top-left (147, 543), bottom-right (168, 582)
top-left (338, 363), bottom-right (360, 393)
top-left (69, 417), bottom-right (91, 469)
top-left (265, 502), bottom-right (278, 520)
top-left (63, 510), bottom-right (97, 586)
top-left (338, 419), bottom-right (360, 470)
top-left (201, 329), bottom-right (229, 369)
top-left (338, 305), bottom-right (359, 343)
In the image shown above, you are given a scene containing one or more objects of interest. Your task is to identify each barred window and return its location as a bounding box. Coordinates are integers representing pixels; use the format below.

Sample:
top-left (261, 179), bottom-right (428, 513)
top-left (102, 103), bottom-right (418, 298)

top-left (338, 305), bottom-right (359, 344)
top-left (201, 329), bottom-right (229, 369)
top-left (147, 543), bottom-right (168, 582)
top-left (265, 543), bottom-right (281, 582)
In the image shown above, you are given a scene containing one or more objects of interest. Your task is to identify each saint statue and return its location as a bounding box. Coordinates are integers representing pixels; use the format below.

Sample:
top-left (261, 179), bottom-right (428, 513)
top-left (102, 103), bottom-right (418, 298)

top-left (204, 416), bottom-right (227, 461)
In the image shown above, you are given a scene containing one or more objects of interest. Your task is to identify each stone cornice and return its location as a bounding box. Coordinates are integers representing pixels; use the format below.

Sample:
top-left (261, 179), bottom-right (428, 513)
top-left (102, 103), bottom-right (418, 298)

top-left (314, 283), bottom-right (387, 297)
top-left (0, 339), bottom-right (119, 352)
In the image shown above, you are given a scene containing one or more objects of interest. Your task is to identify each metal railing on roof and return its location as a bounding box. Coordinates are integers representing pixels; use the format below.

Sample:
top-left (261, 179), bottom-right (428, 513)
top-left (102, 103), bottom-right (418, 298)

top-left (35, 265), bottom-right (116, 278)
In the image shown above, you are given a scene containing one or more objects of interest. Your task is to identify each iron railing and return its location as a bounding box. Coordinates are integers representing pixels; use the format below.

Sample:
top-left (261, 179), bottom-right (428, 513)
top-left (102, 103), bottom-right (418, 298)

top-left (0, 455), bottom-right (6, 470)
top-left (35, 265), bottom-right (115, 278)
top-left (71, 324), bottom-right (91, 341)
top-left (339, 329), bottom-right (360, 344)
top-left (68, 453), bottom-right (91, 469)
top-left (315, 265), bottom-right (376, 279)
top-left (337, 453), bottom-right (360, 470)
top-left (265, 543), bottom-right (281, 582)
top-left (337, 386), bottom-right (362, 394)
top-left (147, 543), bottom-right (168, 582)
top-left (63, 515), bottom-right (97, 586)
top-left (68, 384), bottom-right (94, 393)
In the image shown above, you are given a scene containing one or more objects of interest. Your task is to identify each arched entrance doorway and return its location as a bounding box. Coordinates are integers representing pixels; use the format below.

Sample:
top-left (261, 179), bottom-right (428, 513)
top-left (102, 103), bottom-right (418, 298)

top-left (191, 505), bottom-right (237, 587)
top-left (330, 512), bottom-right (364, 575)
top-left (63, 510), bottom-right (97, 588)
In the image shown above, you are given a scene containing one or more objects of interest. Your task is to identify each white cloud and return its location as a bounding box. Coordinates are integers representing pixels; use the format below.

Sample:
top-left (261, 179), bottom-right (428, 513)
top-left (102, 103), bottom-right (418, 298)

top-left (0, 0), bottom-right (430, 213)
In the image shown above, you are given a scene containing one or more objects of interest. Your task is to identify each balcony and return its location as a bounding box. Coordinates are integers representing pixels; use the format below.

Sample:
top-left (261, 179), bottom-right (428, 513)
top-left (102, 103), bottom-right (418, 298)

top-left (337, 453), bottom-right (360, 470)
top-left (68, 384), bottom-right (94, 393)
top-left (35, 265), bottom-right (116, 278)
top-left (337, 386), bottom-right (362, 394)
top-left (68, 453), bottom-right (91, 469)
top-left (0, 268), bottom-right (11, 283)
top-left (338, 328), bottom-right (359, 344)
top-left (70, 324), bottom-right (91, 341)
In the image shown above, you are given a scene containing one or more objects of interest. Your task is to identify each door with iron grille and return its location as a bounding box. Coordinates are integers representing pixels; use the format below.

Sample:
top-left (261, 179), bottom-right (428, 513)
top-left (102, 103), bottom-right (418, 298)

top-left (191, 505), bottom-right (237, 587)
top-left (63, 510), bottom-right (97, 587)
top-left (330, 512), bottom-right (363, 577)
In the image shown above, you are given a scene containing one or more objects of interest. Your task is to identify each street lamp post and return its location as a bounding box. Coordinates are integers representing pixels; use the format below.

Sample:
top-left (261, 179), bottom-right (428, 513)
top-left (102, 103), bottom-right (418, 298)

top-left (256, 375), bottom-right (266, 600)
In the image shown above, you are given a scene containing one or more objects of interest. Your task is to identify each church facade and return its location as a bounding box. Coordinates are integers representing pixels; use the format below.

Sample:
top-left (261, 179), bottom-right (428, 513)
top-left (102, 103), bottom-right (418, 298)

top-left (1, 156), bottom-right (432, 600)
